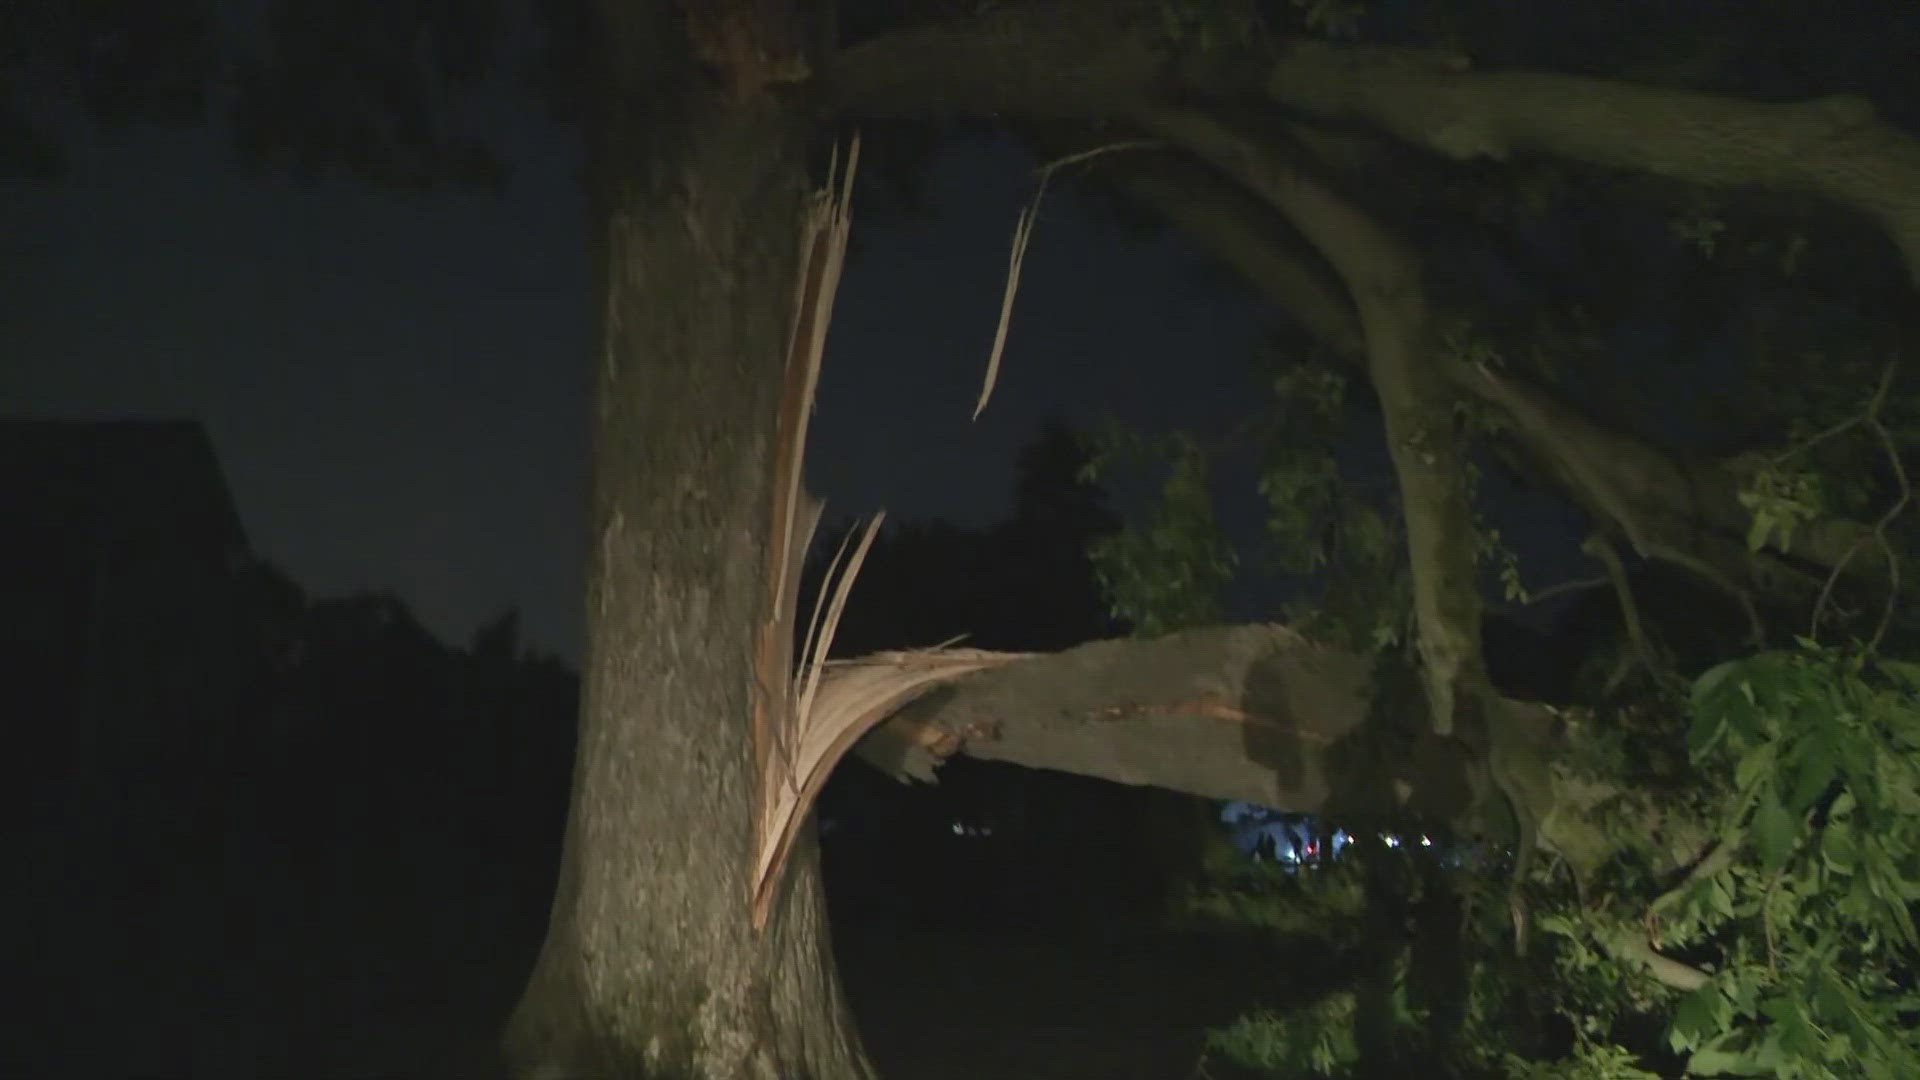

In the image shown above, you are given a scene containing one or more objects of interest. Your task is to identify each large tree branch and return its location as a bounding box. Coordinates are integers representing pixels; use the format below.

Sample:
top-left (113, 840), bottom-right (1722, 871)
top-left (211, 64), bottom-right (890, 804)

top-left (1113, 113), bottom-right (1605, 956)
top-left (832, 11), bottom-right (1920, 288)
top-left (1136, 110), bottom-right (1489, 739)
top-left (847, 628), bottom-right (1699, 981)
top-left (832, 19), bottom-right (1905, 607)
top-left (1259, 41), bottom-right (1920, 290)
top-left (854, 624), bottom-right (1373, 810)
top-left (829, 12), bottom-right (1904, 618)
top-left (1097, 156), bottom-right (1365, 358)
top-left (845, 628), bottom-right (1617, 875)
top-left (828, 7), bottom-right (1180, 120)
top-left (1049, 132), bottom-right (1892, 607)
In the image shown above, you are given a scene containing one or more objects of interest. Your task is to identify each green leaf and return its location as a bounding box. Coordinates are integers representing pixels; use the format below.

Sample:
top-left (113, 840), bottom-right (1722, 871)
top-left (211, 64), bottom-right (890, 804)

top-left (1689, 1029), bottom-right (1779, 1077)
top-left (1755, 794), bottom-right (1798, 873)
top-left (1823, 818), bottom-right (1857, 875)
top-left (1877, 658), bottom-right (1920, 690)
top-left (1690, 712), bottom-right (1728, 758)
top-left (1694, 659), bottom-right (1743, 708)
top-left (1670, 985), bottom-right (1722, 1052)
top-left (1789, 740), bottom-right (1838, 813)
top-left (1709, 874), bottom-right (1737, 918)
top-left (1735, 743), bottom-right (1777, 793)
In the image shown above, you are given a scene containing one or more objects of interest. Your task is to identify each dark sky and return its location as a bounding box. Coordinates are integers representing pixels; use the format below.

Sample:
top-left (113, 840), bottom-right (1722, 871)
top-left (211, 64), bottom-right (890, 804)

top-left (4, 102), bottom-right (1279, 661)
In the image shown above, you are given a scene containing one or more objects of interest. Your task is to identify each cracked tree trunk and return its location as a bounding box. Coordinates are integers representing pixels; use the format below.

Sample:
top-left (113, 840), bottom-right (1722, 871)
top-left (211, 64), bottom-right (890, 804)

top-left (501, 5), bottom-right (872, 1077)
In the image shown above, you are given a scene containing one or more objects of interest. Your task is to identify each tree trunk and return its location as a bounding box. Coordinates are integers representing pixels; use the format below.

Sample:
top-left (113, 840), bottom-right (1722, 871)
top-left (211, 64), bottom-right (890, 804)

top-left (502, 7), bottom-right (872, 1076)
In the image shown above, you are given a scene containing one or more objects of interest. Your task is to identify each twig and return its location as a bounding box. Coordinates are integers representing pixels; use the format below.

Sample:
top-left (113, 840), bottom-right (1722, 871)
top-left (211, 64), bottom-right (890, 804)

top-left (1650, 837), bottom-right (1736, 924)
top-left (1508, 573), bottom-right (1611, 608)
top-left (1036, 139), bottom-right (1167, 179)
top-left (1583, 532), bottom-right (1660, 689)
top-left (1474, 360), bottom-right (1763, 645)
top-left (973, 140), bottom-right (1166, 420)
top-left (1865, 409), bottom-right (1910, 652)
top-left (1807, 360), bottom-right (1909, 650)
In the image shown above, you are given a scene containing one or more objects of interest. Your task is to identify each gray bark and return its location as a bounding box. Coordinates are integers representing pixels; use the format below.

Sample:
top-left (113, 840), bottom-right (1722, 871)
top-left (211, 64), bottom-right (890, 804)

top-left (502, 5), bottom-right (871, 1077)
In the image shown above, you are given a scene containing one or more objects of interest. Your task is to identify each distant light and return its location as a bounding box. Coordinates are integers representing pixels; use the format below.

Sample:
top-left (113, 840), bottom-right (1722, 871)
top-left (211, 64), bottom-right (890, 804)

top-left (1420, 835), bottom-right (1433, 847)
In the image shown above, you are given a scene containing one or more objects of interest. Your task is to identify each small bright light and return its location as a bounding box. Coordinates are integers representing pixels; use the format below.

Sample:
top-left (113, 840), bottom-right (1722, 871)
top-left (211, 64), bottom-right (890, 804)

top-left (1420, 835), bottom-right (1433, 847)
top-left (1384, 835), bottom-right (1401, 848)
top-left (951, 822), bottom-right (964, 835)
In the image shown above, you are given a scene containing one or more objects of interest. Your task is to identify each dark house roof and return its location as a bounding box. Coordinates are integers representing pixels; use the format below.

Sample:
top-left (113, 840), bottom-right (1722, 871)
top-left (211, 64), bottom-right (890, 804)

top-left (1, 417), bottom-right (248, 561)
top-left (2, 417), bottom-right (254, 742)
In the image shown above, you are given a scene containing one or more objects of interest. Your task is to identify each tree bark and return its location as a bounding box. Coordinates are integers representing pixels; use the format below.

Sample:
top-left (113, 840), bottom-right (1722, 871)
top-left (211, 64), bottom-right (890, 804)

top-left (503, 5), bottom-right (871, 1077)
top-left (1095, 152), bottom-right (1885, 605)
top-left (1254, 40), bottom-right (1920, 290)
top-left (1135, 110), bottom-right (1490, 738)
top-left (828, 13), bottom-right (1909, 602)
top-left (832, 7), bottom-right (1920, 288)
top-left (854, 626), bottom-right (1375, 811)
top-left (844, 628), bottom-right (1632, 887)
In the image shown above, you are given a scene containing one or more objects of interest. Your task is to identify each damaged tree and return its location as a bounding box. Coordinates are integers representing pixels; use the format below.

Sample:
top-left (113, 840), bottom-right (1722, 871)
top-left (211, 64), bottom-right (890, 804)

top-left (30, 0), bottom-right (1915, 1075)
top-left (504, 2), bottom-right (1918, 1075)
top-left (496, 6), bottom-right (875, 1075)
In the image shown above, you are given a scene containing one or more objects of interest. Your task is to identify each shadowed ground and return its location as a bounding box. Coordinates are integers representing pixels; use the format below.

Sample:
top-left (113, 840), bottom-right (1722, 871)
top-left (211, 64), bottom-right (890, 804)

top-left (837, 922), bottom-right (1309, 1080)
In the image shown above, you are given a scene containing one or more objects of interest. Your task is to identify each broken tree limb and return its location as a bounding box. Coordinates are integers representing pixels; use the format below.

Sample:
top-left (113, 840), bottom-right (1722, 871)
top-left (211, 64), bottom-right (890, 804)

top-left (854, 624), bottom-right (1374, 812)
top-left (750, 135), bottom-right (871, 929)
top-left (842, 625), bottom-right (1621, 879)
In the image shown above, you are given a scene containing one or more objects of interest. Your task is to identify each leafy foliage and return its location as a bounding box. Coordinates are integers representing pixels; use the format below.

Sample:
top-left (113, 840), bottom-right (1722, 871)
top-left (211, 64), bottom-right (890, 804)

top-left (1736, 465), bottom-right (1826, 554)
top-left (1081, 349), bottom-right (1429, 650)
top-left (1081, 426), bottom-right (1237, 637)
top-left (1, 0), bottom-right (217, 177)
top-left (1659, 645), bottom-right (1920, 1079)
top-left (1183, 642), bottom-right (1920, 1078)
top-left (1503, 1043), bottom-right (1661, 1080)
top-left (1181, 822), bottom-right (1597, 1078)
top-left (1255, 357), bottom-right (1414, 650)
top-left (1205, 995), bottom-right (1364, 1076)
top-left (1177, 832), bottom-right (1367, 943)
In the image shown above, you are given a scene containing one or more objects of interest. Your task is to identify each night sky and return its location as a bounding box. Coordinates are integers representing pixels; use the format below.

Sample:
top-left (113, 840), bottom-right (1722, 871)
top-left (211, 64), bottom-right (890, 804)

top-left (4, 106), bottom-right (1280, 661)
